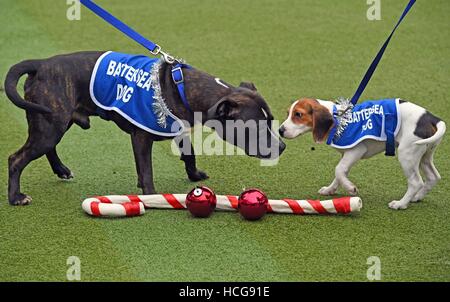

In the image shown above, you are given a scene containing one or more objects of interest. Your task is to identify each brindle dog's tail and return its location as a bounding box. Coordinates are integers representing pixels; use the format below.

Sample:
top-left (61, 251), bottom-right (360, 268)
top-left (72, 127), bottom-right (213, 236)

top-left (4, 60), bottom-right (52, 114)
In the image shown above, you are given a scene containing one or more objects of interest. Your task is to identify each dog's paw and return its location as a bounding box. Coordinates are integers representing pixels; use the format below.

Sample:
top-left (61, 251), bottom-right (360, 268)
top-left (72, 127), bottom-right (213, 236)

top-left (58, 171), bottom-right (74, 181)
top-left (188, 170), bottom-right (209, 182)
top-left (347, 186), bottom-right (359, 196)
top-left (388, 200), bottom-right (409, 210)
top-left (318, 186), bottom-right (336, 196)
top-left (9, 193), bottom-right (32, 206)
top-left (55, 166), bottom-right (74, 180)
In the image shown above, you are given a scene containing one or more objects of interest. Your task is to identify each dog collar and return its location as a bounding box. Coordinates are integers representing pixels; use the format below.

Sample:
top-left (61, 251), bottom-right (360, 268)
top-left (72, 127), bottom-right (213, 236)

top-left (326, 107), bottom-right (338, 145)
top-left (326, 98), bottom-right (354, 145)
top-left (171, 64), bottom-right (192, 112)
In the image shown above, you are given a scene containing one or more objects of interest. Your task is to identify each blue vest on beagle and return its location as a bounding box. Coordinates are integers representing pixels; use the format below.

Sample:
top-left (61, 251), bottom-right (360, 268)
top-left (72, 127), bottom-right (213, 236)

top-left (327, 99), bottom-right (401, 156)
top-left (90, 51), bottom-right (184, 137)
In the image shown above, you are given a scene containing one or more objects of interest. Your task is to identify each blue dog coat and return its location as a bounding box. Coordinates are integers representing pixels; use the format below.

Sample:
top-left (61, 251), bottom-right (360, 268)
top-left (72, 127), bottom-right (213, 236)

top-left (90, 51), bottom-right (185, 137)
top-left (327, 99), bottom-right (401, 156)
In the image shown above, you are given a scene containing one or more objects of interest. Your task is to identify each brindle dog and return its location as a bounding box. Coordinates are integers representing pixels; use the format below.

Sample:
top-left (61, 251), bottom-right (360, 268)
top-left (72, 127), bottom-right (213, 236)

top-left (4, 51), bottom-right (285, 205)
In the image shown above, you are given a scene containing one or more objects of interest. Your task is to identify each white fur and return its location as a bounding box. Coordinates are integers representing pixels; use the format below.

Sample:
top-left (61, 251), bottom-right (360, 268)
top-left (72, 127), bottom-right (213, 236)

top-left (215, 78), bottom-right (229, 89)
top-left (281, 99), bottom-right (446, 210)
top-left (281, 101), bottom-right (309, 138)
top-left (262, 108), bottom-right (281, 149)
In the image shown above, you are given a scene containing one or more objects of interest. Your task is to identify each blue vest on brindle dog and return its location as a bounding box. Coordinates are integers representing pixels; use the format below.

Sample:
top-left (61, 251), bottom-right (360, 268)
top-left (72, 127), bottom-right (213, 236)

top-left (90, 51), bottom-right (185, 137)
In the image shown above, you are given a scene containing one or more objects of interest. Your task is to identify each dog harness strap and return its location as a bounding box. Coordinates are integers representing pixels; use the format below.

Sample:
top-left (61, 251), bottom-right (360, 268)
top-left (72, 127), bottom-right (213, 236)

top-left (326, 106), bottom-right (339, 145)
top-left (171, 64), bottom-right (192, 112)
top-left (350, 0), bottom-right (416, 105)
top-left (384, 113), bottom-right (396, 156)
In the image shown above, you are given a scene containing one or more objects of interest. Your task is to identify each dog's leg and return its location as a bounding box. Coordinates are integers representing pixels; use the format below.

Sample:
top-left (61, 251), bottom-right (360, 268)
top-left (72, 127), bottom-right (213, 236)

top-left (174, 133), bottom-right (209, 182)
top-left (131, 129), bottom-right (156, 194)
top-left (46, 122), bottom-right (73, 180)
top-left (318, 178), bottom-right (339, 196)
top-left (8, 129), bottom-right (64, 205)
top-left (334, 145), bottom-right (367, 196)
top-left (46, 148), bottom-right (73, 180)
top-left (8, 143), bottom-right (35, 206)
top-left (412, 146), bottom-right (441, 202)
top-left (134, 159), bottom-right (143, 189)
top-left (389, 146), bottom-right (426, 210)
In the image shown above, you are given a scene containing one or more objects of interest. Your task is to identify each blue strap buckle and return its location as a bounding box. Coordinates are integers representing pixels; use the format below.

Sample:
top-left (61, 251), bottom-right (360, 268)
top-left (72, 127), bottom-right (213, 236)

top-left (172, 67), bottom-right (184, 84)
top-left (171, 65), bottom-right (192, 112)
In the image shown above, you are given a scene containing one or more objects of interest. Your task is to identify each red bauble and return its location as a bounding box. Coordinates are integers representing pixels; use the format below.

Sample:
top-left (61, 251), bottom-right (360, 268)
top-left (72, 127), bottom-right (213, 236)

top-left (186, 186), bottom-right (217, 218)
top-left (238, 188), bottom-right (268, 221)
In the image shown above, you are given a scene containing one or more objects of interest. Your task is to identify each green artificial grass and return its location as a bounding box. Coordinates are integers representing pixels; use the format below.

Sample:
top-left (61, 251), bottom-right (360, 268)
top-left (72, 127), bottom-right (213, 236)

top-left (0, 0), bottom-right (449, 281)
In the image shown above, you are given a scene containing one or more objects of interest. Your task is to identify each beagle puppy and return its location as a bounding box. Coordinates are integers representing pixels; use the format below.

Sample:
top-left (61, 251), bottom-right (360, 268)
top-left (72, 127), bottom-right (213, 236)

top-left (279, 98), bottom-right (446, 210)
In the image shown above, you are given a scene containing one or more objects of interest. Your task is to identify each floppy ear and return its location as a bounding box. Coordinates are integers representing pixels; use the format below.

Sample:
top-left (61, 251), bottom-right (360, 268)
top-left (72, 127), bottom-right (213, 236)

top-left (312, 105), bottom-right (334, 143)
top-left (206, 97), bottom-right (239, 120)
top-left (239, 82), bottom-right (257, 91)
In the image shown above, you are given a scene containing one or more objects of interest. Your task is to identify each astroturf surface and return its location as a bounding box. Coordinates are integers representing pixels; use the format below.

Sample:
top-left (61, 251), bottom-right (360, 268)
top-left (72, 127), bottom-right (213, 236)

top-left (0, 0), bottom-right (449, 281)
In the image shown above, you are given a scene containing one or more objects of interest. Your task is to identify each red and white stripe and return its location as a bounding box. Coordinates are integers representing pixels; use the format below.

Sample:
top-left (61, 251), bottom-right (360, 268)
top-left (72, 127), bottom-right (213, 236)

top-left (82, 194), bottom-right (362, 217)
top-left (81, 195), bottom-right (145, 217)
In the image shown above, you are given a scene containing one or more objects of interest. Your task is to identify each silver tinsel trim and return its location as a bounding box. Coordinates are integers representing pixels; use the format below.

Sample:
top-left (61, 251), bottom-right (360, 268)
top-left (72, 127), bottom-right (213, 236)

top-left (333, 97), bottom-right (354, 139)
top-left (150, 60), bottom-right (171, 128)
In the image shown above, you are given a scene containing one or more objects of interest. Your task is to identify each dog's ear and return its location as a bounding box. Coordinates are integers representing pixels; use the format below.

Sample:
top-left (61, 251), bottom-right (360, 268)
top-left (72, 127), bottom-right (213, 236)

top-left (239, 82), bottom-right (257, 91)
top-left (207, 97), bottom-right (239, 120)
top-left (312, 105), bottom-right (334, 143)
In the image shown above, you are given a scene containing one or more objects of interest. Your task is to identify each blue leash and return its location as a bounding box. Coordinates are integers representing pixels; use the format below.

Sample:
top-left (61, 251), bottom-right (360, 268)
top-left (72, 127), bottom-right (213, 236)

top-left (353, 0), bottom-right (416, 156)
top-left (330, 0), bottom-right (416, 156)
top-left (80, 0), bottom-right (192, 112)
top-left (350, 0), bottom-right (416, 105)
top-left (80, 0), bottom-right (160, 55)
top-left (81, 0), bottom-right (416, 116)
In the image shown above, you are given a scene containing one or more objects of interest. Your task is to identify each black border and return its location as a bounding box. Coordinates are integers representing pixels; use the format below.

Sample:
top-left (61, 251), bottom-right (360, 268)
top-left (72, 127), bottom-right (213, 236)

top-left (0, 282), bottom-right (448, 299)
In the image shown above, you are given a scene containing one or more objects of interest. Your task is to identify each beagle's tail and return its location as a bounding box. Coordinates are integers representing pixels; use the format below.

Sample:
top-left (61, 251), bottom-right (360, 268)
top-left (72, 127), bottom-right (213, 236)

top-left (4, 60), bottom-right (52, 114)
top-left (415, 121), bottom-right (446, 145)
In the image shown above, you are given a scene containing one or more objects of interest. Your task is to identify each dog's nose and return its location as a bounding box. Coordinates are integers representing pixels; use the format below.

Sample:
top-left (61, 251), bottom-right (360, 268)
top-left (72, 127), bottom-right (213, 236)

top-left (278, 126), bottom-right (286, 137)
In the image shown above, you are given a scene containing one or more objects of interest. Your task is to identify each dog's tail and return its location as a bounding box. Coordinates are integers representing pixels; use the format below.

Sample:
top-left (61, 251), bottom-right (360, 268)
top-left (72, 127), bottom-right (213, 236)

top-left (4, 60), bottom-right (52, 114)
top-left (415, 121), bottom-right (446, 146)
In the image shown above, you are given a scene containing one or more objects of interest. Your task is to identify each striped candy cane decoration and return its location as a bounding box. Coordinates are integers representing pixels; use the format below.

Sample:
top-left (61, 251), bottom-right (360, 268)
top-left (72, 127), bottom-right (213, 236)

top-left (82, 195), bottom-right (146, 217)
top-left (82, 194), bottom-right (362, 217)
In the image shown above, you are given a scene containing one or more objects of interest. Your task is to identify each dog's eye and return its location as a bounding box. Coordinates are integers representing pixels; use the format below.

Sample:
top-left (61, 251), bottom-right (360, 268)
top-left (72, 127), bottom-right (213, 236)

top-left (294, 112), bottom-right (302, 118)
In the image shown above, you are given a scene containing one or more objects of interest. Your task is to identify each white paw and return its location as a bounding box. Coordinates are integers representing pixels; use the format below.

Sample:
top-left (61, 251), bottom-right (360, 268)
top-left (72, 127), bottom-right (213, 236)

top-left (318, 186), bottom-right (336, 196)
top-left (13, 194), bottom-right (32, 206)
top-left (60, 171), bottom-right (75, 181)
top-left (388, 200), bottom-right (409, 210)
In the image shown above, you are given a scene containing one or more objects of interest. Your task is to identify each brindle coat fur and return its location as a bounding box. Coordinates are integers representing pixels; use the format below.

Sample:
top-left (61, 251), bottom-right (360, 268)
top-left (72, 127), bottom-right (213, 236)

top-left (5, 51), bottom-right (285, 205)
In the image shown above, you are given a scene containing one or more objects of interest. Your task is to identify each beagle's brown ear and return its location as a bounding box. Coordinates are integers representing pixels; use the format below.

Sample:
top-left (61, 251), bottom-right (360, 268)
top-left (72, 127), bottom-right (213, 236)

top-left (312, 105), bottom-right (334, 143)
